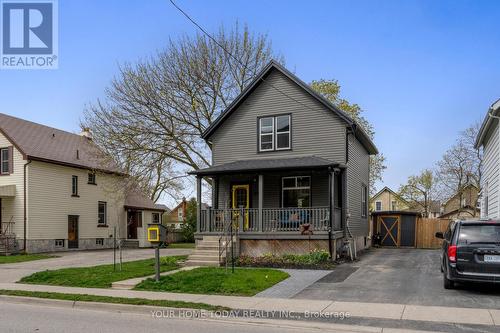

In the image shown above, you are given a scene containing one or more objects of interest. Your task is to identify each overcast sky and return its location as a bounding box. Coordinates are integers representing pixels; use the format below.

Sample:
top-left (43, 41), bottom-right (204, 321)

top-left (0, 0), bottom-right (498, 207)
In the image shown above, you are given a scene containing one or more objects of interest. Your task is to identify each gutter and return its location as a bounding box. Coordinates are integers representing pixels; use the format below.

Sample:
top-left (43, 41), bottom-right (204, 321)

top-left (23, 159), bottom-right (32, 253)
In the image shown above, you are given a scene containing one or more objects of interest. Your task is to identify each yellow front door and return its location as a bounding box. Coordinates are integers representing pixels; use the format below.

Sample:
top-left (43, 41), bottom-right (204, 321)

top-left (231, 184), bottom-right (249, 229)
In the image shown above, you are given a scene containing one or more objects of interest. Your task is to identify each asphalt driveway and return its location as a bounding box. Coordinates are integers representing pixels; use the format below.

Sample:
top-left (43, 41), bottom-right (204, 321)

top-left (293, 248), bottom-right (500, 309)
top-left (0, 248), bottom-right (193, 283)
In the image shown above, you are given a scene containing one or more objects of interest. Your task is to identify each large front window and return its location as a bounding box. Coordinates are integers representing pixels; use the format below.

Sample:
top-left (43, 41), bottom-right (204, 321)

top-left (282, 176), bottom-right (310, 208)
top-left (259, 115), bottom-right (291, 151)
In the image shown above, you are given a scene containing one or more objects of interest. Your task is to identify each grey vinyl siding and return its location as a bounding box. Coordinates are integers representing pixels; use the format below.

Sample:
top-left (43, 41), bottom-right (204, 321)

top-left (211, 69), bottom-right (346, 166)
top-left (482, 123), bottom-right (499, 218)
top-left (216, 171), bottom-right (330, 209)
top-left (347, 134), bottom-right (370, 237)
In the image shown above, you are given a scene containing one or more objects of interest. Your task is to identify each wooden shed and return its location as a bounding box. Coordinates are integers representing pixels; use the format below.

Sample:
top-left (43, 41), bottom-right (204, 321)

top-left (371, 211), bottom-right (421, 247)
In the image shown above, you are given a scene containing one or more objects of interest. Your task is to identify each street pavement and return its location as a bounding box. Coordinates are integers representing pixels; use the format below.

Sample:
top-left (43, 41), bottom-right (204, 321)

top-left (0, 299), bottom-right (490, 333)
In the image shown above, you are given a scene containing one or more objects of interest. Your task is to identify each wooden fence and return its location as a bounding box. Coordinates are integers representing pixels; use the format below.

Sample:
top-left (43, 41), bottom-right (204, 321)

top-left (416, 218), bottom-right (452, 249)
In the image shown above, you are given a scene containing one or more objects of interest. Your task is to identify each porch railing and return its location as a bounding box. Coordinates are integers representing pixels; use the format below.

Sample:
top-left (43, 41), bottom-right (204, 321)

top-left (200, 207), bottom-right (338, 233)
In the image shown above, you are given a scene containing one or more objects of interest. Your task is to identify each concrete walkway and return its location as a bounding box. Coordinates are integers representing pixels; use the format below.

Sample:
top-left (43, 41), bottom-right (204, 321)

top-left (1, 282), bottom-right (498, 327)
top-left (111, 266), bottom-right (199, 289)
top-left (255, 269), bottom-right (331, 298)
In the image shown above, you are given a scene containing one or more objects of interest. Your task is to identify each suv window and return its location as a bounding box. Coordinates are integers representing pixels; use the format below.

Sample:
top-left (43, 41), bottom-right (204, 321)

top-left (458, 224), bottom-right (500, 244)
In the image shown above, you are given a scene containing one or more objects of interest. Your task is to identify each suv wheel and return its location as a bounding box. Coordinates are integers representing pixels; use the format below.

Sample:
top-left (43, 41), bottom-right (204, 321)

top-left (443, 274), bottom-right (455, 289)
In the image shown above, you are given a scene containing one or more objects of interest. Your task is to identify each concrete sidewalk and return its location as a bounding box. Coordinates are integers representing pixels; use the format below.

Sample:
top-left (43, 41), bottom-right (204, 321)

top-left (1, 282), bottom-right (498, 327)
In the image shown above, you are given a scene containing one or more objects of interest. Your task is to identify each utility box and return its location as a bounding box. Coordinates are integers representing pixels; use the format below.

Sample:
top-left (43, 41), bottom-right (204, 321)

top-left (147, 223), bottom-right (167, 244)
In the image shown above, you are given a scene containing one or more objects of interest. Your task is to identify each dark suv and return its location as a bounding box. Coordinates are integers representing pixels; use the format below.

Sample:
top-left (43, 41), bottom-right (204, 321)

top-left (435, 220), bottom-right (500, 289)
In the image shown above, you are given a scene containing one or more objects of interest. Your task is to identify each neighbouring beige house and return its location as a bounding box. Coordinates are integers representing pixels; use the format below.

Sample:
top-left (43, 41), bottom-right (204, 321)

top-left (370, 186), bottom-right (410, 212)
top-left (440, 184), bottom-right (480, 220)
top-left (0, 113), bottom-right (166, 254)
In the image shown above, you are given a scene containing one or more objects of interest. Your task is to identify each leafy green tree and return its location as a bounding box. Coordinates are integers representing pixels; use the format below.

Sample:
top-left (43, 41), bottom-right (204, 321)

top-left (181, 198), bottom-right (197, 243)
top-left (310, 79), bottom-right (386, 194)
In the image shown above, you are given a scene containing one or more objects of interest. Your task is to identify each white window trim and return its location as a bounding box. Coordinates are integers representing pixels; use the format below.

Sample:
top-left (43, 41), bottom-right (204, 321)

top-left (281, 176), bottom-right (311, 208)
top-left (98, 201), bottom-right (107, 225)
top-left (0, 147), bottom-right (9, 174)
top-left (375, 200), bottom-right (382, 211)
top-left (275, 115), bottom-right (291, 151)
top-left (259, 117), bottom-right (274, 152)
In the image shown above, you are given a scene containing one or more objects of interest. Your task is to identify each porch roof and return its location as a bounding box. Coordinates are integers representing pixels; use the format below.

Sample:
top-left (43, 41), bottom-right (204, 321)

top-left (189, 156), bottom-right (341, 176)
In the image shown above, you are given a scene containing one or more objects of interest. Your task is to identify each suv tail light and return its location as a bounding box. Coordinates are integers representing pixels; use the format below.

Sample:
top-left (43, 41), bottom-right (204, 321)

top-left (448, 245), bottom-right (457, 263)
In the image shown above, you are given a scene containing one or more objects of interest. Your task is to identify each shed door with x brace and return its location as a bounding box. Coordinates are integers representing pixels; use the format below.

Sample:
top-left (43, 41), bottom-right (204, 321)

top-left (377, 214), bottom-right (416, 247)
top-left (378, 215), bottom-right (400, 246)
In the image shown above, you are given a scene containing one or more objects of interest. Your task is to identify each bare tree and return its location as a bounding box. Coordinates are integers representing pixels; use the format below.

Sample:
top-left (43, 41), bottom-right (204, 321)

top-left (399, 169), bottom-right (438, 217)
top-left (435, 123), bottom-right (482, 216)
top-left (82, 22), bottom-right (280, 202)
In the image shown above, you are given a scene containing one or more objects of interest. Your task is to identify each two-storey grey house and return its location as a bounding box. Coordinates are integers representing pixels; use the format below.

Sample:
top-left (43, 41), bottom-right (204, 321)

top-left (188, 61), bottom-right (378, 265)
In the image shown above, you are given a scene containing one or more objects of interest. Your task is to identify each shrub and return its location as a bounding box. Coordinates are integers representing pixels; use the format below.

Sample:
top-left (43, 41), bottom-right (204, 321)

top-left (236, 249), bottom-right (332, 269)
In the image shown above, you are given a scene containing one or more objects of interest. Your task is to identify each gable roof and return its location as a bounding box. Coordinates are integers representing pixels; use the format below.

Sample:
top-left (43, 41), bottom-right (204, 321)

top-left (201, 60), bottom-right (378, 155)
top-left (442, 183), bottom-right (479, 207)
top-left (475, 98), bottom-right (500, 148)
top-left (371, 186), bottom-right (410, 205)
top-left (0, 113), bottom-right (122, 173)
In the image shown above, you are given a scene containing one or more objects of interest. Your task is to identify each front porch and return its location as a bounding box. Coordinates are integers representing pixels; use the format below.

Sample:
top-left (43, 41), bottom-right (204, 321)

top-left (192, 156), bottom-right (347, 242)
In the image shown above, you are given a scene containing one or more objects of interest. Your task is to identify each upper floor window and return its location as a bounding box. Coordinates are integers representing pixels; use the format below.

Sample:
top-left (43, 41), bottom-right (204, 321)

top-left (88, 172), bottom-right (96, 185)
top-left (361, 184), bottom-right (368, 217)
top-left (98, 201), bottom-right (107, 225)
top-left (0, 147), bottom-right (10, 174)
top-left (391, 200), bottom-right (397, 211)
top-left (375, 201), bottom-right (382, 211)
top-left (152, 212), bottom-right (160, 224)
top-left (71, 175), bottom-right (78, 196)
top-left (177, 209), bottom-right (183, 221)
top-left (259, 115), bottom-right (291, 152)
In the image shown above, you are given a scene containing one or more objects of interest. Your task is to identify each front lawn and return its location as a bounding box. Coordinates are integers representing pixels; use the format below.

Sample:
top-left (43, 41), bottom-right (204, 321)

top-left (134, 267), bottom-right (289, 296)
top-left (19, 256), bottom-right (186, 288)
top-left (0, 254), bottom-right (56, 264)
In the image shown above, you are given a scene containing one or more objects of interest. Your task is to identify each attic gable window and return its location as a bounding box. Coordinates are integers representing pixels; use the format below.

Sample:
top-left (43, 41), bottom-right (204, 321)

top-left (259, 115), bottom-right (291, 152)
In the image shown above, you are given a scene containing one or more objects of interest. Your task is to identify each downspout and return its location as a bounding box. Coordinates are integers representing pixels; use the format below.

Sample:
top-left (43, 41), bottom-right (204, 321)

top-left (328, 167), bottom-right (333, 259)
top-left (23, 159), bottom-right (32, 253)
top-left (345, 125), bottom-right (355, 239)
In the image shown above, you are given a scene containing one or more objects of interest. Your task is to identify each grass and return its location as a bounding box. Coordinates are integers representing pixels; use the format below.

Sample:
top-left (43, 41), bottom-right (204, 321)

top-left (167, 242), bottom-right (195, 249)
top-left (0, 289), bottom-right (229, 311)
top-left (19, 256), bottom-right (187, 288)
top-left (0, 254), bottom-right (56, 264)
top-left (135, 267), bottom-right (289, 296)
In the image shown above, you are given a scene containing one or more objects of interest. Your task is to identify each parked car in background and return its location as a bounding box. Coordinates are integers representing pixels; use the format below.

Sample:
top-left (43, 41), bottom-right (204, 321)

top-left (436, 220), bottom-right (500, 289)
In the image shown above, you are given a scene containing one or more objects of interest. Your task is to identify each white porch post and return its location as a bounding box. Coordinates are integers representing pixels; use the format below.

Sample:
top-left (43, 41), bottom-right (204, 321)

top-left (196, 175), bottom-right (202, 233)
top-left (258, 174), bottom-right (264, 232)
